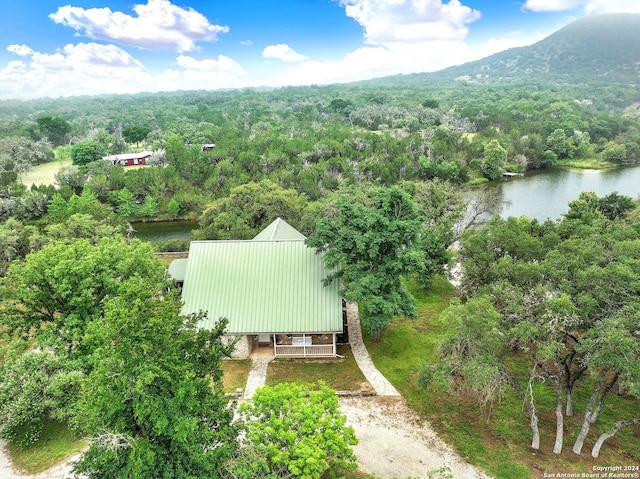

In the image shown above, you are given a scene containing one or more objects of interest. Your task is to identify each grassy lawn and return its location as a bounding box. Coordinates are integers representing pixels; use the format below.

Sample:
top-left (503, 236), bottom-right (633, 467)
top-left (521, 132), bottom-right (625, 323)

top-left (19, 158), bottom-right (72, 188)
top-left (221, 359), bottom-right (251, 393)
top-left (266, 344), bottom-right (373, 392)
top-left (8, 420), bottom-right (86, 474)
top-left (365, 276), bottom-right (640, 479)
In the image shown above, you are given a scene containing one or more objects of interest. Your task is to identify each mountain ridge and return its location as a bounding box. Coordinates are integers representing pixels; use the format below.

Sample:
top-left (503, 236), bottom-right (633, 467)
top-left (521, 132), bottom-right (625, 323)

top-left (367, 13), bottom-right (640, 87)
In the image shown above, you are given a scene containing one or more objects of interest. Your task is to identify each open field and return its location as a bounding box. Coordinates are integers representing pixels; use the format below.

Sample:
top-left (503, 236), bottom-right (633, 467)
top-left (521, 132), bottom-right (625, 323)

top-left (19, 159), bottom-right (71, 188)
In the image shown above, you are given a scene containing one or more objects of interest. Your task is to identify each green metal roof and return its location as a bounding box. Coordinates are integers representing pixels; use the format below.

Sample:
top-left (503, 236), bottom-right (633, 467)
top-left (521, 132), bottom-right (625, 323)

top-left (168, 258), bottom-right (188, 282)
top-left (252, 217), bottom-right (306, 241)
top-left (180, 228), bottom-right (342, 334)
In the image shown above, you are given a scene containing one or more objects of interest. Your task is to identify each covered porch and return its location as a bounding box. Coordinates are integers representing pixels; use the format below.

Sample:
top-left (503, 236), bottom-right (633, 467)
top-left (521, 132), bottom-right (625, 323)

top-left (255, 333), bottom-right (337, 358)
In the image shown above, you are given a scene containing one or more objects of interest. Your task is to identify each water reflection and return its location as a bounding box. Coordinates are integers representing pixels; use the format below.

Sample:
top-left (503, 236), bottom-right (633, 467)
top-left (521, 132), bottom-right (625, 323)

top-left (490, 166), bottom-right (640, 221)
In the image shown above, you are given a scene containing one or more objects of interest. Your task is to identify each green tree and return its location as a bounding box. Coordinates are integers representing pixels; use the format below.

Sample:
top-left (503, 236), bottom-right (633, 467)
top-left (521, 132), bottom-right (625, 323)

top-left (602, 141), bottom-right (628, 165)
top-left (480, 139), bottom-right (507, 180)
top-left (122, 125), bottom-right (151, 146)
top-left (1, 236), bottom-right (167, 358)
top-left (227, 382), bottom-right (357, 479)
top-left (45, 214), bottom-right (123, 243)
top-left (55, 165), bottom-right (86, 194)
top-left (139, 195), bottom-right (159, 217)
top-left (445, 206), bottom-right (640, 456)
top-left (74, 286), bottom-right (236, 478)
top-left (307, 186), bottom-right (425, 340)
top-left (423, 296), bottom-right (544, 450)
top-left (572, 308), bottom-right (640, 454)
top-left (115, 188), bottom-right (138, 217)
top-left (194, 180), bottom-right (306, 240)
top-left (36, 115), bottom-right (71, 146)
top-left (58, 189), bottom-right (113, 222)
top-left (597, 191), bottom-right (634, 220)
top-left (167, 197), bottom-right (180, 217)
top-left (546, 128), bottom-right (575, 160)
top-left (0, 350), bottom-right (83, 446)
top-left (71, 141), bottom-right (107, 166)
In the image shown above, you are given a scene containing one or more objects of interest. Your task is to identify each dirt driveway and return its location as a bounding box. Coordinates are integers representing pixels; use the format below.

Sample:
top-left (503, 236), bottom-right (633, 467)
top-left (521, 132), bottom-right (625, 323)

top-left (340, 396), bottom-right (492, 479)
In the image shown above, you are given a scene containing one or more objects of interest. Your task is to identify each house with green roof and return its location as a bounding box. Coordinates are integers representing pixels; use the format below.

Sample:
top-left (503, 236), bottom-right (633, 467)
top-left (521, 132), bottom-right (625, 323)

top-left (175, 218), bottom-right (346, 358)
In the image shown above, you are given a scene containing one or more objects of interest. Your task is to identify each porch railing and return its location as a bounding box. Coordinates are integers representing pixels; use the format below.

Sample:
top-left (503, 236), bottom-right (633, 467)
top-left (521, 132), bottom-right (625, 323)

top-left (274, 344), bottom-right (335, 357)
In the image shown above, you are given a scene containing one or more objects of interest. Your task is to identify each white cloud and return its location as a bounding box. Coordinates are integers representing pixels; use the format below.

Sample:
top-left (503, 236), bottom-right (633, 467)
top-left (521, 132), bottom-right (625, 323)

top-left (176, 54), bottom-right (246, 74)
top-left (0, 42), bottom-right (252, 99)
top-left (0, 43), bottom-right (148, 98)
top-left (521, 0), bottom-right (640, 13)
top-left (262, 44), bottom-right (308, 62)
top-left (49, 0), bottom-right (228, 52)
top-left (521, 0), bottom-right (585, 12)
top-left (273, 40), bottom-right (481, 87)
top-left (472, 31), bottom-right (547, 59)
top-left (7, 44), bottom-right (35, 56)
top-left (583, 0), bottom-right (640, 14)
top-left (339, 0), bottom-right (481, 44)
top-left (157, 59), bottom-right (249, 91)
top-left (262, 0), bottom-right (483, 86)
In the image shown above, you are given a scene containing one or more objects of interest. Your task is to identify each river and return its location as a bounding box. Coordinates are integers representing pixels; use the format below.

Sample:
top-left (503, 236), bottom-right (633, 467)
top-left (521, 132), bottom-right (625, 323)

top-left (491, 165), bottom-right (640, 221)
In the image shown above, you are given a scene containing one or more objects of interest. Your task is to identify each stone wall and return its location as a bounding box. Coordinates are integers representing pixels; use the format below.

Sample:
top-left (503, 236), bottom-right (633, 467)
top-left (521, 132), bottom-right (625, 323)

top-left (223, 334), bottom-right (253, 359)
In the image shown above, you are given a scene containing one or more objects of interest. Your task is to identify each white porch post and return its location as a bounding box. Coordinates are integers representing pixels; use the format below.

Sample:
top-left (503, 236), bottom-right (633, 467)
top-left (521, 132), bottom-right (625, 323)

top-left (332, 333), bottom-right (336, 356)
top-left (272, 334), bottom-right (277, 357)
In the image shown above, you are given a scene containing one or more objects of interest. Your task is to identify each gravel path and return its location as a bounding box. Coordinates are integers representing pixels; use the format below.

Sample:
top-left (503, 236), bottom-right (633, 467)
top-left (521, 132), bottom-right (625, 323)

top-left (339, 396), bottom-right (492, 479)
top-left (345, 302), bottom-right (401, 396)
top-left (243, 357), bottom-right (271, 398)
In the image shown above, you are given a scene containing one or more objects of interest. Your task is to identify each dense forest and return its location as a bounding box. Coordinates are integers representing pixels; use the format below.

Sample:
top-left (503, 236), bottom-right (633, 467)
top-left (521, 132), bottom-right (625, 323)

top-left (1, 13), bottom-right (640, 477)
top-left (1, 79), bottom-right (639, 233)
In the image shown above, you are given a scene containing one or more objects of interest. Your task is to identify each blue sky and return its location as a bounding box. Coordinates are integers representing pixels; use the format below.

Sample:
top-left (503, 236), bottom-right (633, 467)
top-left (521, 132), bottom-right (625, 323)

top-left (1, 0), bottom-right (639, 100)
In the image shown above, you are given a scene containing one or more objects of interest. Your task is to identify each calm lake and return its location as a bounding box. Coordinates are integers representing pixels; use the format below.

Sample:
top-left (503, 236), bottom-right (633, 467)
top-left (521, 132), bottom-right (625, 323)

top-left (490, 165), bottom-right (640, 221)
top-left (132, 220), bottom-right (198, 242)
top-left (132, 166), bottom-right (640, 242)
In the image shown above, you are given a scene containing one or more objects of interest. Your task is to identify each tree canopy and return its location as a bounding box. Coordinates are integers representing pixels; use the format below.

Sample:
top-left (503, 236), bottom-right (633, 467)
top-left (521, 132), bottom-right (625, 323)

top-left (227, 382), bottom-right (357, 479)
top-left (427, 194), bottom-right (640, 457)
top-left (74, 285), bottom-right (236, 479)
top-left (307, 184), bottom-right (455, 339)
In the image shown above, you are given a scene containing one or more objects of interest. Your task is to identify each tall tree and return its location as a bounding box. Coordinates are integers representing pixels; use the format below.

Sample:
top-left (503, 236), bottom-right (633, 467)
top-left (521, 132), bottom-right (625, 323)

top-left (73, 283), bottom-right (236, 478)
top-left (307, 185), bottom-right (426, 340)
top-left (480, 139), bottom-right (507, 180)
top-left (443, 200), bottom-right (640, 456)
top-left (0, 350), bottom-right (83, 446)
top-left (424, 296), bottom-right (544, 450)
top-left (71, 140), bottom-right (107, 166)
top-left (194, 179), bottom-right (307, 240)
top-left (1, 236), bottom-right (167, 358)
top-left (36, 115), bottom-right (71, 146)
top-left (122, 125), bottom-right (151, 146)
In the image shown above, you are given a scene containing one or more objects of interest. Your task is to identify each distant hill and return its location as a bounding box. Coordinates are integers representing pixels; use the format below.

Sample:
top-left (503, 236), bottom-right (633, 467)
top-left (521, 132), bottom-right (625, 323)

top-left (372, 14), bottom-right (640, 87)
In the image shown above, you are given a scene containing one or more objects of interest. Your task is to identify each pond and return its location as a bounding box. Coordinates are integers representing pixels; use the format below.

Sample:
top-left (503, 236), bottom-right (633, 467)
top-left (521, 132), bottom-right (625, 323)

top-left (489, 165), bottom-right (640, 221)
top-left (131, 220), bottom-right (198, 242)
